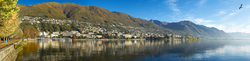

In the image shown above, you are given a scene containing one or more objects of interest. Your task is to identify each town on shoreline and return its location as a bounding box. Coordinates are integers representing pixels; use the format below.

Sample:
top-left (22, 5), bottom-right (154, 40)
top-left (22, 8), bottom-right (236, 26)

top-left (20, 16), bottom-right (200, 40)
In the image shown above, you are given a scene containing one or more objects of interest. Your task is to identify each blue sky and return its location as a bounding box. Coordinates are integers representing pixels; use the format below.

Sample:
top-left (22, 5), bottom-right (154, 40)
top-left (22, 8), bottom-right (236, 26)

top-left (17, 0), bottom-right (250, 33)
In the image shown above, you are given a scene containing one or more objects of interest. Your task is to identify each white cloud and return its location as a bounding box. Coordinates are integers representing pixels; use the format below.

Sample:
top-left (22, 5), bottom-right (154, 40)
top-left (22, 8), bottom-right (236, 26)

top-left (205, 24), bottom-right (225, 30)
top-left (154, 17), bottom-right (158, 18)
top-left (227, 24), bottom-right (250, 33)
top-left (185, 15), bottom-right (194, 19)
top-left (144, 17), bottom-right (148, 19)
top-left (229, 13), bottom-right (237, 16)
top-left (245, 5), bottom-right (250, 9)
top-left (170, 0), bottom-right (177, 2)
top-left (165, 0), bottom-right (180, 12)
top-left (216, 11), bottom-right (226, 16)
top-left (189, 19), bottom-right (213, 23)
top-left (220, 12), bottom-right (238, 21)
top-left (172, 8), bottom-right (180, 12)
top-left (178, 14), bottom-right (194, 19)
top-left (198, 0), bottom-right (207, 6)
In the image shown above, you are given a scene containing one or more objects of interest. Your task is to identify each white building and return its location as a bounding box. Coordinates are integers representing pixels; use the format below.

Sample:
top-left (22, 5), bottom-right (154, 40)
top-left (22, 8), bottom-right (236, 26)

top-left (123, 34), bottom-right (133, 38)
top-left (51, 32), bottom-right (60, 37)
top-left (39, 32), bottom-right (49, 37)
top-left (96, 35), bottom-right (102, 38)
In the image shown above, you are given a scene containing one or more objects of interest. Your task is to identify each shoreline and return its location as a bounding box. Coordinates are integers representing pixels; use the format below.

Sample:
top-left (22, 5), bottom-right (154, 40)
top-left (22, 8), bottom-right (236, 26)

top-left (26, 38), bottom-right (147, 41)
top-left (73, 38), bottom-right (146, 41)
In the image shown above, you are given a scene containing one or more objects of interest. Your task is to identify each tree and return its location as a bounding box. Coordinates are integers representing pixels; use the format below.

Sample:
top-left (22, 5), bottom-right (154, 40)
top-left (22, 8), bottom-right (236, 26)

top-left (164, 34), bottom-right (170, 38)
top-left (17, 27), bottom-right (23, 38)
top-left (53, 24), bottom-right (60, 32)
top-left (116, 36), bottom-right (120, 39)
top-left (0, 0), bottom-right (20, 19)
top-left (60, 25), bottom-right (71, 31)
top-left (72, 34), bottom-right (76, 39)
top-left (22, 25), bottom-right (39, 38)
top-left (197, 37), bottom-right (201, 39)
top-left (0, 0), bottom-right (21, 41)
top-left (9, 27), bottom-right (23, 38)
top-left (108, 36), bottom-right (114, 39)
top-left (71, 23), bottom-right (80, 31)
top-left (102, 36), bottom-right (105, 39)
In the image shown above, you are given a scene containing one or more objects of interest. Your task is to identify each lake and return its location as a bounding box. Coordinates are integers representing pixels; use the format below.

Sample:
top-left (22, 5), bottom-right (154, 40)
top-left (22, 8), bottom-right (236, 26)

top-left (17, 39), bottom-right (250, 61)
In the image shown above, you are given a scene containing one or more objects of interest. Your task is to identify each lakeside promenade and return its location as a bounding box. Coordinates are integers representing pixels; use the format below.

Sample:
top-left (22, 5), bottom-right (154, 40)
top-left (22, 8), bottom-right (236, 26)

top-left (0, 39), bottom-right (20, 49)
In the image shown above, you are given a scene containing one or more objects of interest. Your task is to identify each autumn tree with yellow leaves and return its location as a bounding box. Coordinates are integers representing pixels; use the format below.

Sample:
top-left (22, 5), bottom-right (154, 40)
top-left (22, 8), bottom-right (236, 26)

top-left (0, 0), bottom-right (22, 42)
top-left (186, 36), bottom-right (201, 39)
top-left (22, 25), bottom-right (39, 38)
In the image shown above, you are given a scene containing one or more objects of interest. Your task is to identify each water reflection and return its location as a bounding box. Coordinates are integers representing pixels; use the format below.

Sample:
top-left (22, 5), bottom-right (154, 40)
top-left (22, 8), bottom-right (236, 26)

top-left (22, 42), bottom-right (39, 55)
top-left (18, 39), bottom-right (250, 61)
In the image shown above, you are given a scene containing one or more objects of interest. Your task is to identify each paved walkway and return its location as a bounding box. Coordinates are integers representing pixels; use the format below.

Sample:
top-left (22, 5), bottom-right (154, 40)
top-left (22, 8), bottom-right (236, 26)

top-left (0, 39), bottom-right (21, 49)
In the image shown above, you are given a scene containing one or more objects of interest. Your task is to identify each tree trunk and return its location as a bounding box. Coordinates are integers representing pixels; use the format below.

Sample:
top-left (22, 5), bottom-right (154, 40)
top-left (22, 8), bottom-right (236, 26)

top-left (7, 37), bottom-right (9, 42)
top-left (7, 38), bottom-right (8, 42)
top-left (3, 37), bottom-right (6, 43)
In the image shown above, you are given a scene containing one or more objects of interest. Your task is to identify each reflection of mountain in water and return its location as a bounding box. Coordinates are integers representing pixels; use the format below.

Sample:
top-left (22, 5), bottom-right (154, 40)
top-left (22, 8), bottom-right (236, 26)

top-left (18, 40), bottom-right (230, 61)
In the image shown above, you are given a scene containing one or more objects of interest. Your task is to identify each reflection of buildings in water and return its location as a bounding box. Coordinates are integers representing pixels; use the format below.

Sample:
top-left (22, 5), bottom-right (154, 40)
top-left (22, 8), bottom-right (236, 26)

top-left (75, 40), bottom-right (167, 56)
top-left (74, 42), bottom-right (81, 48)
top-left (173, 40), bottom-right (181, 46)
top-left (21, 40), bottom-right (168, 60)
top-left (124, 40), bottom-right (132, 46)
top-left (51, 41), bottom-right (60, 48)
top-left (52, 38), bottom-right (72, 42)
top-left (166, 39), bottom-right (199, 46)
top-left (39, 41), bottom-right (51, 49)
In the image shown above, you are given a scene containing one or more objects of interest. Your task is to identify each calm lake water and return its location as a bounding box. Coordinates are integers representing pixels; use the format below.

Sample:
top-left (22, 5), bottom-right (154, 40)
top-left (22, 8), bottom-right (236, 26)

top-left (17, 39), bottom-right (250, 61)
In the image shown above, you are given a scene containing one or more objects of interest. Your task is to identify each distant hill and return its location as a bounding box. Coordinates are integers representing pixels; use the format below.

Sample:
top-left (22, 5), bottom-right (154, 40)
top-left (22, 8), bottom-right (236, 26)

top-left (18, 2), bottom-right (179, 34)
top-left (227, 32), bottom-right (250, 39)
top-left (151, 20), bottom-right (231, 38)
top-left (149, 19), bottom-right (168, 26)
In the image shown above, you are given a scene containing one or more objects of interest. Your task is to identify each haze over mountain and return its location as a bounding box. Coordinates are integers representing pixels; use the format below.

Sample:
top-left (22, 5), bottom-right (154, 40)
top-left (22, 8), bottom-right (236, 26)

top-left (18, 2), bottom-right (231, 38)
top-left (227, 32), bottom-right (250, 39)
top-left (150, 20), bottom-right (231, 38)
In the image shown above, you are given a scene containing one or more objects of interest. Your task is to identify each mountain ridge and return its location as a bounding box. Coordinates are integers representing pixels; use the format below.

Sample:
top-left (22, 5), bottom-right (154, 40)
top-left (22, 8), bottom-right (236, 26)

top-left (150, 20), bottom-right (231, 38)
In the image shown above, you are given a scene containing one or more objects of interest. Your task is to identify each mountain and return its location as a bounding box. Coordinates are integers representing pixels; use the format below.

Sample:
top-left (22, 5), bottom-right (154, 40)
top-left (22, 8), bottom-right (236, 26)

top-left (18, 2), bottom-right (135, 26)
top-left (227, 32), bottom-right (250, 39)
top-left (149, 19), bottom-right (165, 26)
top-left (151, 20), bottom-right (231, 38)
top-left (161, 21), bottom-right (168, 25)
top-left (18, 2), bottom-right (165, 28)
top-left (149, 19), bottom-right (168, 26)
top-left (18, 2), bottom-right (179, 34)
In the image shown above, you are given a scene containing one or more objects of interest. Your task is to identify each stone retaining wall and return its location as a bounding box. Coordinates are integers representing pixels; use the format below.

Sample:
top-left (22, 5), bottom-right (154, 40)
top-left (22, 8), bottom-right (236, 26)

top-left (0, 39), bottom-right (22, 61)
top-left (0, 44), bottom-right (15, 61)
